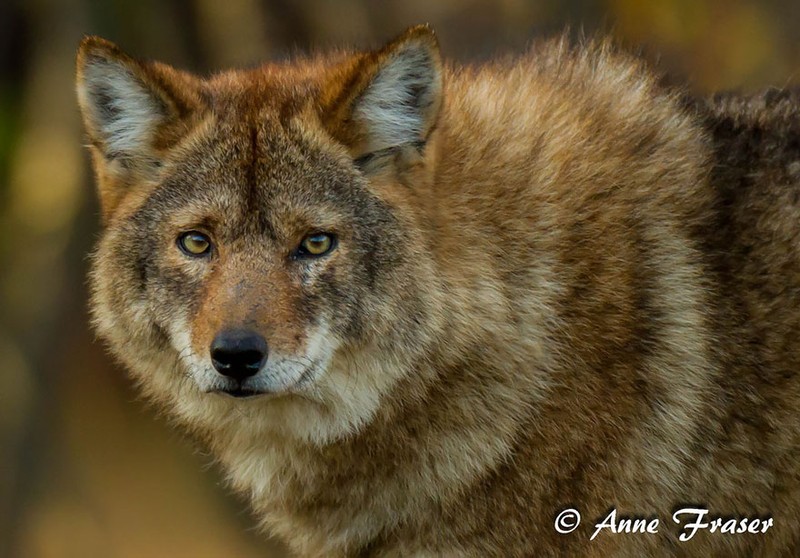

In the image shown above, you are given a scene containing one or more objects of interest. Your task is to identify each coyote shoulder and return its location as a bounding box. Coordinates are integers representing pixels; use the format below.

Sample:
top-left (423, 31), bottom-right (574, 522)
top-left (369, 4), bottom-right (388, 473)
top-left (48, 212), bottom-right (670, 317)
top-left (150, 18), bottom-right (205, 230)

top-left (77, 26), bottom-right (800, 556)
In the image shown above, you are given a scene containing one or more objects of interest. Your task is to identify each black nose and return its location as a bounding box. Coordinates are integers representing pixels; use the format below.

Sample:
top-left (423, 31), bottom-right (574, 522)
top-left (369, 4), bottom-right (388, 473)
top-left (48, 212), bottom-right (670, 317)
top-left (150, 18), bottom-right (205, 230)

top-left (210, 329), bottom-right (268, 381)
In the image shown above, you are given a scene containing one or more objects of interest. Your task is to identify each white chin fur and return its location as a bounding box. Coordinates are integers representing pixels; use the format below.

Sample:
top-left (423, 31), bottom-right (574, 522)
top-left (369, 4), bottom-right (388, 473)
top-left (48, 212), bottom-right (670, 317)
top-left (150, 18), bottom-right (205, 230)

top-left (160, 316), bottom-right (407, 445)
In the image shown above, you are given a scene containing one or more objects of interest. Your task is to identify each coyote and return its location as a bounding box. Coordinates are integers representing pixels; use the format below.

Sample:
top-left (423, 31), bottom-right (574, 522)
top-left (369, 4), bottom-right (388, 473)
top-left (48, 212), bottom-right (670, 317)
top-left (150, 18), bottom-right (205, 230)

top-left (77, 25), bottom-right (800, 556)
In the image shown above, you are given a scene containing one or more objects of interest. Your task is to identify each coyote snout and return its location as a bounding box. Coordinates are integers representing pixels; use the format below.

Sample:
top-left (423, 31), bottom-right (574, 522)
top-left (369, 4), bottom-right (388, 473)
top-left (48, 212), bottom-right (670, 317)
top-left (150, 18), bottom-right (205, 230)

top-left (209, 328), bottom-right (268, 381)
top-left (184, 318), bottom-right (332, 398)
top-left (205, 322), bottom-right (331, 398)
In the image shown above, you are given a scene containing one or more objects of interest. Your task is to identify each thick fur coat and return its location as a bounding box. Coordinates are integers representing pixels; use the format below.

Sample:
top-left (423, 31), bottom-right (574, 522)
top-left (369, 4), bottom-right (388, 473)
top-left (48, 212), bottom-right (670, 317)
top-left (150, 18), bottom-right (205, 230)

top-left (76, 26), bottom-right (800, 556)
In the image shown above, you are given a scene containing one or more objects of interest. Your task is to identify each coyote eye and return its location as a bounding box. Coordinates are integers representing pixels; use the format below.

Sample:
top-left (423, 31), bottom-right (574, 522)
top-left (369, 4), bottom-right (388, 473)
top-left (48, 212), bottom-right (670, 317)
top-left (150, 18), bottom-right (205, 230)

top-left (296, 233), bottom-right (336, 258)
top-left (177, 231), bottom-right (212, 257)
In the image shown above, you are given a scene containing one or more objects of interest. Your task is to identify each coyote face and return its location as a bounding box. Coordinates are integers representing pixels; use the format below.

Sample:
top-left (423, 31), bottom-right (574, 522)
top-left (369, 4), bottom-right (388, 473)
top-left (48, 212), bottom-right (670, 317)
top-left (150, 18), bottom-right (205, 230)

top-left (79, 28), bottom-right (446, 442)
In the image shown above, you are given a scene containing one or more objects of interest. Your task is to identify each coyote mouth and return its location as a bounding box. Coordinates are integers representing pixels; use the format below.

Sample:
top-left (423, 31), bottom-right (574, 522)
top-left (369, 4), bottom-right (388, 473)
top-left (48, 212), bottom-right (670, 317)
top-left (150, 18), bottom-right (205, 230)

top-left (211, 387), bottom-right (267, 399)
top-left (203, 358), bottom-right (324, 400)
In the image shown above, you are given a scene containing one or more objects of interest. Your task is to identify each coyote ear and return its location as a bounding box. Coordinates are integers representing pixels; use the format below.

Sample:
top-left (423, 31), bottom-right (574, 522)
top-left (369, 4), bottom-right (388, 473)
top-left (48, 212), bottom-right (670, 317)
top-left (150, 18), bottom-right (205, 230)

top-left (323, 25), bottom-right (443, 161)
top-left (76, 36), bottom-right (202, 170)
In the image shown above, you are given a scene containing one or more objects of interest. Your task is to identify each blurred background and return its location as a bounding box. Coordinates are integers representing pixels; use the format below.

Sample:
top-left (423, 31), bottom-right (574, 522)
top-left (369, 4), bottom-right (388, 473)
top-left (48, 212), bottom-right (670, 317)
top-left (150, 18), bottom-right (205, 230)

top-left (0, 1), bottom-right (798, 556)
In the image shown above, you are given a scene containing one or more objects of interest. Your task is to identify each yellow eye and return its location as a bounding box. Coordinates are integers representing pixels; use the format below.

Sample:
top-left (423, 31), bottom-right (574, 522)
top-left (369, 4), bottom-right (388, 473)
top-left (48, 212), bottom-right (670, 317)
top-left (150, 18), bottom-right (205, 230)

top-left (178, 231), bottom-right (212, 257)
top-left (298, 233), bottom-right (335, 257)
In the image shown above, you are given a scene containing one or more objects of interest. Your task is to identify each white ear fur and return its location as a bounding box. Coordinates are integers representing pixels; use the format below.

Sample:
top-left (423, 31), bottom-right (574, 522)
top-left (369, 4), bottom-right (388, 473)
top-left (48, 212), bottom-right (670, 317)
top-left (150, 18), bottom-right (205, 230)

top-left (353, 39), bottom-right (442, 153)
top-left (77, 55), bottom-right (167, 160)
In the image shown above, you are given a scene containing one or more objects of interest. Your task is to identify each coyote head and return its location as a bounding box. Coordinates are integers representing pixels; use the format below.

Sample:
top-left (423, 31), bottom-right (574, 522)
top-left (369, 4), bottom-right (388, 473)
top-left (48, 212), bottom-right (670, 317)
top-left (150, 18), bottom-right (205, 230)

top-left (77, 27), bottom-right (447, 443)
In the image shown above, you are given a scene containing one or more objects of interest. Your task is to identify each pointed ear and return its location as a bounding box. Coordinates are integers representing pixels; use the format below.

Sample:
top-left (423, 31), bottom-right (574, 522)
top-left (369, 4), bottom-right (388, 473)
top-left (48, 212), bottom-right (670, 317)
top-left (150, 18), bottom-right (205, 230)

top-left (322, 25), bottom-right (443, 162)
top-left (76, 36), bottom-right (203, 170)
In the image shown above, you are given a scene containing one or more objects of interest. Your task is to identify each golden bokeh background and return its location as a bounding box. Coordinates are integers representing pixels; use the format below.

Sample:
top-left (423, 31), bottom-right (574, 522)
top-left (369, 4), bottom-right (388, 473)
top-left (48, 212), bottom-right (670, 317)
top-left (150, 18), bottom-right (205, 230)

top-left (0, 1), bottom-right (798, 556)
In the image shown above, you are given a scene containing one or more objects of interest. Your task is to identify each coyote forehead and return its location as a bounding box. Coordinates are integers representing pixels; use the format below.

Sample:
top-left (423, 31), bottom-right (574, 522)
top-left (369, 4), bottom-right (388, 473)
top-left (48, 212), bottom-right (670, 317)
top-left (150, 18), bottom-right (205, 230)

top-left (78, 25), bottom-right (800, 558)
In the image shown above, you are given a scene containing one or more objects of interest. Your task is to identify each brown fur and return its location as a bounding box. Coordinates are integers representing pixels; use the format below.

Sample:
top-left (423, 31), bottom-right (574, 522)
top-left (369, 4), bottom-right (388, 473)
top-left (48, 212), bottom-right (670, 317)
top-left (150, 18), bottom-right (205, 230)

top-left (77, 26), bottom-right (800, 556)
